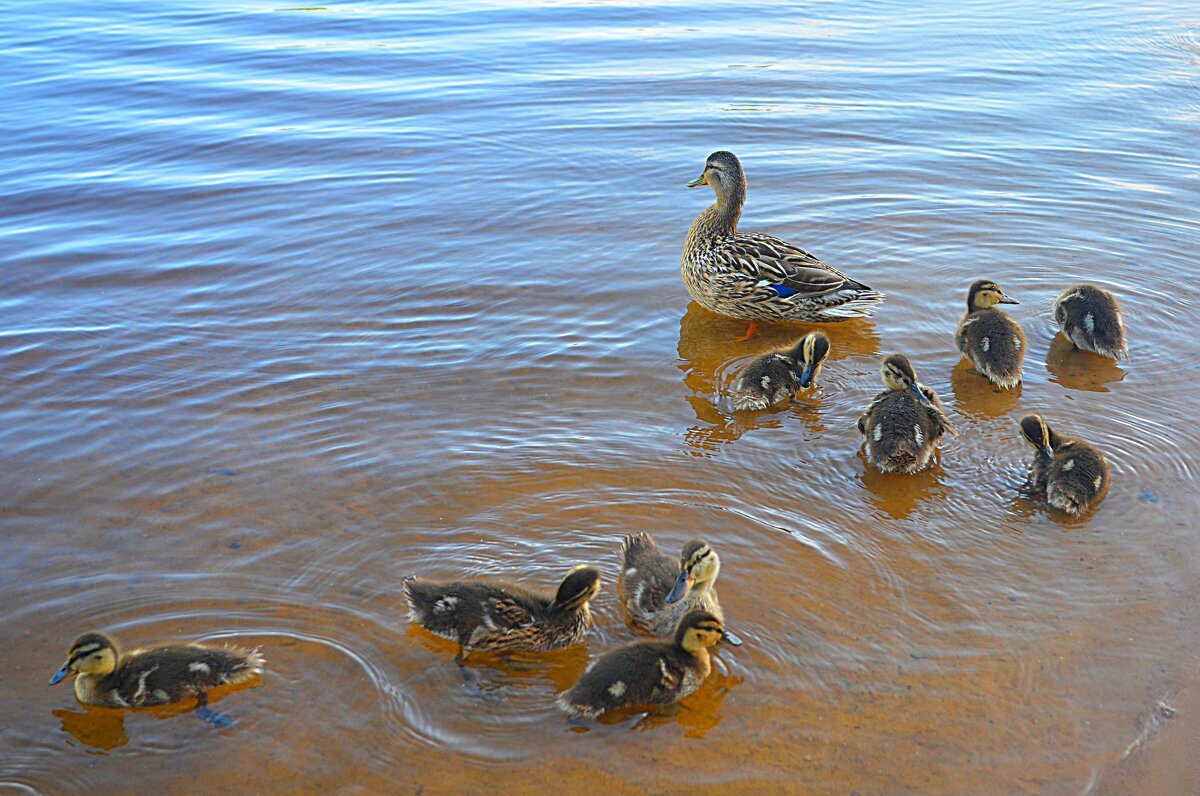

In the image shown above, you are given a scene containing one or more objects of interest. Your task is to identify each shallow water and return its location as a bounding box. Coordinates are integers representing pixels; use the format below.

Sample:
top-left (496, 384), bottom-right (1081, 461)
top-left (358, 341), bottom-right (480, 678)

top-left (2, 0), bottom-right (1199, 792)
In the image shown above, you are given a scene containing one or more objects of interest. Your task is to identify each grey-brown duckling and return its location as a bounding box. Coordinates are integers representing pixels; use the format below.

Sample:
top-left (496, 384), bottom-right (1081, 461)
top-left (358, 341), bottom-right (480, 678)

top-left (49, 632), bottom-right (263, 723)
top-left (1018, 414), bottom-right (1110, 515)
top-left (556, 610), bottom-right (724, 719)
top-left (730, 331), bottom-right (831, 411)
top-left (403, 565), bottom-right (602, 654)
top-left (857, 354), bottom-right (957, 473)
top-left (1053, 284), bottom-right (1128, 361)
top-left (956, 279), bottom-right (1025, 389)
top-left (618, 533), bottom-right (741, 645)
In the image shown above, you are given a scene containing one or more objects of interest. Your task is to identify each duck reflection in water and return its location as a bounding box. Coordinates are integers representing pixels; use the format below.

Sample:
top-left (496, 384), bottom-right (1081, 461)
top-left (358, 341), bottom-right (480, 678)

top-left (406, 624), bottom-right (592, 703)
top-left (858, 450), bottom-right (950, 520)
top-left (676, 303), bottom-right (879, 453)
top-left (950, 358), bottom-right (1023, 420)
top-left (53, 694), bottom-right (240, 752)
top-left (1045, 333), bottom-right (1126, 392)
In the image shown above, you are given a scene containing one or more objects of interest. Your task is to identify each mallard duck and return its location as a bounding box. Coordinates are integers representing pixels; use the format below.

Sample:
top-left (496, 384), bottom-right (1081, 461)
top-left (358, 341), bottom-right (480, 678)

top-left (618, 534), bottom-right (741, 646)
top-left (730, 331), bottom-right (831, 411)
top-left (956, 279), bottom-right (1025, 389)
top-left (682, 151), bottom-right (883, 339)
top-left (1018, 414), bottom-right (1110, 515)
top-left (1053, 284), bottom-right (1128, 361)
top-left (49, 632), bottom-right (263, 710)
top-left (403, 565), bottom-right (602, 654)
top-left (857, 354), bottom-right (957, 473)
top-left (556, 610), bottom-right (724, 719)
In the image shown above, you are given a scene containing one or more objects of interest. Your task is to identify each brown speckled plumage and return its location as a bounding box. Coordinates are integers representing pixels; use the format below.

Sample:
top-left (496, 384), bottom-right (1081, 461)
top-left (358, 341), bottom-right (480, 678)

top-left (1019, 414), bottom-right (1110, 515)
top-left (1053, 284), bottom-right (1128, 361)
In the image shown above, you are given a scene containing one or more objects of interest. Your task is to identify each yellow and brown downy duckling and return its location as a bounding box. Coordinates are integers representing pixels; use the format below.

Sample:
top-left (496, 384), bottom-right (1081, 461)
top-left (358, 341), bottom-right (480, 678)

top-left (1053, 284), bottom-right (1129, 361)
top-left (956, 279), bottom-right (1025, 389)
top-left (730, 331), bottom-right (831, 411)
top-left (49, 632), bottom-right (263, 725)
top-left (618, 533), bottom-right (742, 646)
top-left (403, 565), bottom-right (602, 655)
top-left (857, 354), bottom-right (958, 473)
top-left (556, 610), bottom-right (724, 719)
top-left (1019, 414), bottom-right (1110, 515)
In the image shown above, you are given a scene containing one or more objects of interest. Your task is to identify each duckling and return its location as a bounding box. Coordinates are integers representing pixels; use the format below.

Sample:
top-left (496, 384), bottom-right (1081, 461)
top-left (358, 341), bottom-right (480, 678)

top-left (1053, 284), bottom-right (1128, 361)
top-left (618, 534), bottom-right (741, 645)
top-left (956, 279), bottom-right (1025, 389)
top-left (1018, 414), bottom-right (1110, 515)
top-left (857, 354), bottom-right (957, 473)
top-left (556, 610), bottom-right (724, 719)
top-left (730, 331), bottom-right (831, 411)
top-left (403, 565), bottom-right (602, 654)
top-left (49, 632), bottom-right (263, 710)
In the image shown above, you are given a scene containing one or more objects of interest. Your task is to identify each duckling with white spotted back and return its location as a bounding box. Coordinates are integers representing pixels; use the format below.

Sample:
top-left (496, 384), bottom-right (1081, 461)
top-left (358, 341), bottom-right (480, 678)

top-left (403, 565), bottom-right (602, 654)
top-left (956, 279), bottom-right (1025, 389)
top-left (556, 610), bottom-right (724, 719)
top-left (618, 533), bottom-right (742, 646)
top-left (1053, 284), bottom-right (1128, 361)
top-left (682, 151), bottom-right (883, 338)
top-left (1019, 414), bottom-right (1110, 515)
top-left (730, 331), bottom-right (831, 411)
top-left (49, 632), bottom-right (263, 723)
top-left (858, 354), bottom-right (957, 473)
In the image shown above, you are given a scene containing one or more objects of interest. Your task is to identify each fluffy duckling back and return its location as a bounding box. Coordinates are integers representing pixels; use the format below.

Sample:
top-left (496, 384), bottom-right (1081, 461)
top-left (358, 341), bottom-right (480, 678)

top-left (956, 279), bottom-right (1025, 388)
top-left (618, 534), bottom-right (739, 645)
top-left (1053, 284), bottom-right (1128, 361)
top-left (49, 632), bottom-right (264, 708)
top-left (556, 610), bottom-right (724, 719)
top-left (730, 331), bottom-right (831, 411)
top-left (403, 565), bottom-right (602, 654)
top-left (1019, 414), bottom-right (1110, 515)
top-left (857, 354), bottom-right (957, 473)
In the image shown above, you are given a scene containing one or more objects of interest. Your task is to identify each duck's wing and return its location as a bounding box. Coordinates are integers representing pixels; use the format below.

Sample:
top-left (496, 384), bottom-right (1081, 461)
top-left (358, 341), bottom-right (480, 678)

top-left (618, 533), bottom-right (676, 626)
top-left (727, 232), bottom-right (880, 310)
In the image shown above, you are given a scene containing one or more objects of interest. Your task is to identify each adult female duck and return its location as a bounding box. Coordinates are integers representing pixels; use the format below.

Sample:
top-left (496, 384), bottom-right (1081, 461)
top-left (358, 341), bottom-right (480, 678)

top-left (682, 151), bottom-right (883, 339)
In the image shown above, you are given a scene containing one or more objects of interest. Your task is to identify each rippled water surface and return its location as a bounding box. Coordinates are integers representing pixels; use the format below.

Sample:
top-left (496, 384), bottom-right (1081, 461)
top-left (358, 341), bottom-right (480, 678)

top-left (2, 0), bottom-right (1199, 792)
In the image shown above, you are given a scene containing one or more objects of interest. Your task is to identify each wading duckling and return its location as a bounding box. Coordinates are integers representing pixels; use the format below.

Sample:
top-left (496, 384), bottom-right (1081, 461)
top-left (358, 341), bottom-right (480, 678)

top-left (682, 151), bottom-right (883, 339)
top-left (730, 331), bottom-right (831, 411)
top-left (403, 565), bottom-right (602, 655)
top-left (618, 533), bottom-right (741, 646)
top-left (1053, 284), bottom-right (1128, 361)
top-left (857, 354), bottom-right (957, 473)
top-left (956, 279), bottom-right (1025, 389)
top-left (556, 610), bottom-right (724, 719)
top-left (49, 632), bottom-right (263, 721)
top-left (1018, 414), bottom-right (1110, 515)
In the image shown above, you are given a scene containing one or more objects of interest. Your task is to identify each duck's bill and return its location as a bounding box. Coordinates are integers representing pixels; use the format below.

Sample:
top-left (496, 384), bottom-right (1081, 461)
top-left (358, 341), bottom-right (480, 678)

top-left (999, 294), bottom-right (1019, 304)
top-left (666, 571), bottom-right (694, 603)
top-left (687, 175), bottom-right (708, 188)
top-left (1041, 445), bottom-right (1054, 459)
top-left (49, 663), bottom-right (71, 686)
top-left (799, 363), bottom-right (815, 389)
top-left (721, 629), bottom-right (744, 647)
top-left (909, 382), bottom-right (934, 407)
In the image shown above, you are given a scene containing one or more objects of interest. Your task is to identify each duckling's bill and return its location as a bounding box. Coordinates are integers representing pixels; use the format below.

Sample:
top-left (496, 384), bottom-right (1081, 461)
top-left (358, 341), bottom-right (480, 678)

top-left (666, 571), bottom-right (693, 603)
top-left (721, 628), bottom-right (745, 647)
top-left (49, 662), bottom-right (72, 686)
top-left (799, 362), bottom-right (817, 389)
top-left (909, 382), bottom-right (933, 407)
top-left (998, 293), bottom-right (1019, 304)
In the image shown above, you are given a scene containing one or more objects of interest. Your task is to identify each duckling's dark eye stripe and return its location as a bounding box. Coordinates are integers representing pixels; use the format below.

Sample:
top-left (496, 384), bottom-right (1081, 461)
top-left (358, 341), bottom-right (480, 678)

top-left (70, 644), bottom-right (103, 661)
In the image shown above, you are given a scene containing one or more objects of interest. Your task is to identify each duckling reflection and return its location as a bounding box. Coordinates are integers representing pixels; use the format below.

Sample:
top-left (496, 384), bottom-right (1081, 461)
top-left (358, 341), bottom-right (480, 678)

top-left (1045, 334), bottom-right (1126, 392)
top-left (859, 450), bottom-right (950, 519)
top-left (950, 359), bottom-right (1023, 419)
top-left (53, 706), bottom-right (129, 751)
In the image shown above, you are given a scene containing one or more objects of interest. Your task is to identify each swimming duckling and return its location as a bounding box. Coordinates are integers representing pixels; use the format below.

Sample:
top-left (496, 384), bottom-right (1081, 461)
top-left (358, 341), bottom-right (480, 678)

top-left (1018, 414), bottom-right (1110, 515)
top-left (730, 331), bottom-right (831, 411)
top-left (1053, 284), bottom-right (1128, 361)
top-left (556, 610), bottom-right (724, 719)
top-left (49, 632), bottom-right (263, 710)
top-left (956, 279), bottom-right (1025, 389)
top-left (857, 354), bottom-right (957, 473)
top-left (403, 565), bottom-right (602, 654)
top-left (618, 533), bottom-right (741, 645)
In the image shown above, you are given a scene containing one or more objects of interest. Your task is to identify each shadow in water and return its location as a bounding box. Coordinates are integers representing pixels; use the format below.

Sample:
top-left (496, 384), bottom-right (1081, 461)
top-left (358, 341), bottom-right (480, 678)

top-left (858, 450), bottom-right (951, 520)
top-left (1045, 334), bottom-right (1126, 392)
top-left (950, 359), bottom-right (1023, 419)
